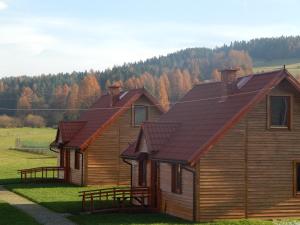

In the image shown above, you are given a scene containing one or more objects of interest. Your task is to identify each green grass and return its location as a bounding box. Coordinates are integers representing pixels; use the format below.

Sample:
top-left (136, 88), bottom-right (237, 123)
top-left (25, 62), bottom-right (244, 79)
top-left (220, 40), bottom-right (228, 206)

top-left (69, 213), bottom-right (276, 225)
top-left (253, 58), bottom-right (300, 78)
top-left (0, 127), bottom-right (56, 150)
top-left (0, 128), bottom-right (57, 184)
top-left (0, 200), bottom-right (40, 225)
top-left (5, 183), bottom-right (105, 214)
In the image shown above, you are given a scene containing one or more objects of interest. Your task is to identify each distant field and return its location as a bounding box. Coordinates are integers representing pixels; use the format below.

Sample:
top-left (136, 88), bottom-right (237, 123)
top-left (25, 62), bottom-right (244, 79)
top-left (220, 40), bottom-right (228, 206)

top-left (253, 58), bottom-right (300, 79)
top-left (0, 127), bottom-right (56, 150)
top-left (0, 128), bottom-right (57, 184)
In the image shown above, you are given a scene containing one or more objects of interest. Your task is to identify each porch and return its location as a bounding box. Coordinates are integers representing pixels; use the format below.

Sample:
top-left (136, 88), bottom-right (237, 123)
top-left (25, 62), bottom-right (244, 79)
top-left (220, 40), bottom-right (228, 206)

top-left (79, 186), bottom-right (157, 213)
top-left (18, 166), bottom-right (66, 183)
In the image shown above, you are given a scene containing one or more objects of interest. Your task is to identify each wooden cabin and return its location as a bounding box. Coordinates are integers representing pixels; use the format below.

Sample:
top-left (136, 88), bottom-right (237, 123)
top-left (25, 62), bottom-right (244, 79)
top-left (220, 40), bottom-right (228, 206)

top-left (50, 86), bottom-right (163, 186)
top-left (122, 68), bottom-right (300, 221)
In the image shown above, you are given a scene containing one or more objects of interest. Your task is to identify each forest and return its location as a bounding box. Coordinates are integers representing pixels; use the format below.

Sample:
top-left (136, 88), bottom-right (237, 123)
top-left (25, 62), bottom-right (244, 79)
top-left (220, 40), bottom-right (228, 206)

top-left (0, 36), bottom-right (299, 127)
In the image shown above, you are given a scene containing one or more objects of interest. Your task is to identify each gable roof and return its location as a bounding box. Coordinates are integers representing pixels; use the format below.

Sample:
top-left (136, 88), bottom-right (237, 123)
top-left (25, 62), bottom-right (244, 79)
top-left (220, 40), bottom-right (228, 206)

top-left (52, 88), bottom-right (164, 150)
top-left (122, 69), bottom-right (300, 166)
top-left (137, 121), bottom-right (181, 153)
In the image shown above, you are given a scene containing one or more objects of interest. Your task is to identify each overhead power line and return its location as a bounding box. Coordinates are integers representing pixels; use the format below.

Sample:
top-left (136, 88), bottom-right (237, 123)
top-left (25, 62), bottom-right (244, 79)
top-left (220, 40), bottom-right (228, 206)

top-left (0, 87), bottom-right (271, 112)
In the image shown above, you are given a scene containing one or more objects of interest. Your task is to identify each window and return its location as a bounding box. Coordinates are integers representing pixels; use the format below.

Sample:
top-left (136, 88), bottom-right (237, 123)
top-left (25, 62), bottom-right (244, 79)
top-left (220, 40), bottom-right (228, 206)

top-left (138, 159), bottom-right (147, 186)
top-left (171, 164), bottom-right (182, 194)
top-left (294, 162), bottom-right (300, 195)
top-left (133, 105), bottom-right (148, 126)
top-left (60, 150), bottom-right (64, 167)
top-left (74, 151), bottom-right (80, 170)
top-left (269, 96), bottom-right (291, 129)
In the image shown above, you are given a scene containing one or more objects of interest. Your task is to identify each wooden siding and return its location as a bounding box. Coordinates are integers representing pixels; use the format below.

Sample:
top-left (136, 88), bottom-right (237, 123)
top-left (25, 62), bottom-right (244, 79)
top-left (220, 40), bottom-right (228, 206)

top-left (69, 149), bottom-right (83, 185)
top-left (160, 163), bottom-right (194, 221)
top-left (196, 81), bottom-right (300, 221)
top-left (246, 86), bottom-right (300, 219)
top-left (197, 120), bottom-right (246, 221)
top-left (86, 96), bottom-right (161, 185)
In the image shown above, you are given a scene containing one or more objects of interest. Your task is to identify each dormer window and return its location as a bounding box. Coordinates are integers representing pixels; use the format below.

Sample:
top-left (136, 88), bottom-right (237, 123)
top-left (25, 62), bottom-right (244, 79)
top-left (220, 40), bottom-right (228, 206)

top-left (268, 96), bottom-right (292, 129)
top-left (133, 105), bottom-right (148, 127)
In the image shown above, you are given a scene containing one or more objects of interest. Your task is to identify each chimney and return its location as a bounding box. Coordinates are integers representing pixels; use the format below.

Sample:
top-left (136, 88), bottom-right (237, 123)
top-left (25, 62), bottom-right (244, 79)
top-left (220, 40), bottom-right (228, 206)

top-left (218, 68), bottom-right (239, 102)
top-left (108, 84), bottom-right (121, 106)
top-left (219, 68), bottom-right (240, 84)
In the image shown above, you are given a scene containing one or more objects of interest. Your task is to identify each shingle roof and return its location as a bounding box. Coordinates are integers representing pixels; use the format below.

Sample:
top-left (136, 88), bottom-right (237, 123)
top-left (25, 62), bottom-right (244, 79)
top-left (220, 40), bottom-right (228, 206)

top-left (52, 88), bottom-right (164, 150)
top-left (140, 121), bottom-right (180, 152)
top-left (58, 121), bottom-right (86, 143)
top-left (122, 69), bottom-right (300, 165)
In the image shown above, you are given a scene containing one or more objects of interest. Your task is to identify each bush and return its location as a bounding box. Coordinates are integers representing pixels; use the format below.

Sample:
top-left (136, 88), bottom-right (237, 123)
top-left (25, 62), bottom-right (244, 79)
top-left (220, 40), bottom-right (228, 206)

top-left (0, 115), bottom-right (22, 128)
top-left (23, 114), bottom-right (45, 128)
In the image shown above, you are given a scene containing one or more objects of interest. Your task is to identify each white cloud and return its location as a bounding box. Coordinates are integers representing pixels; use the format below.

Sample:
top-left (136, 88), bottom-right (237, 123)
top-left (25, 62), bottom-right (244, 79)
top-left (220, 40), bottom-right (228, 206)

top-left (0, 15), bottom-right (299, 77)
top-left (0, 1), bottom-right (7, 10)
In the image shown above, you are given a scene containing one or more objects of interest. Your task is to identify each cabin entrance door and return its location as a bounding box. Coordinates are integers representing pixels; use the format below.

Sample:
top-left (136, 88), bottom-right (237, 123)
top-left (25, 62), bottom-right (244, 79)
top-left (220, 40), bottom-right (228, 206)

top-left (64, 150), bottom-right (71, 182)
top-left (150, 161), bottom-right (160, 210)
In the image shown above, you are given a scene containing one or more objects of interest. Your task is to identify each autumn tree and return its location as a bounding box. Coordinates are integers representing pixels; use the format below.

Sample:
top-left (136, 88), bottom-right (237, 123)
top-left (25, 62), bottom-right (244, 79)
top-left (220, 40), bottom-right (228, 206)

top-left (23, 114), bottom-right (45, 128)
top-left (159, 75), bottom-right (170, 111)
top-left (66, 83), bottom-right (79, 120)
top-left (78, 75), bottom-right (101, 108)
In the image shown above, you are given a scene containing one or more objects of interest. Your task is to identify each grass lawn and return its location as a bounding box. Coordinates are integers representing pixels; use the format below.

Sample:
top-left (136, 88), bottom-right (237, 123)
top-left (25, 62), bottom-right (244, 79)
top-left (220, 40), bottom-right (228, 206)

top-left (69, 213), bottom-right (275, 225)
top-left (253, 58), bottom-right (300, 78)
top-left (0, 128), bottom-right (57, 184)
top-left (0, 200), bottom-right (40, 225)
top-left (5, 183), bottom-right (102, 213)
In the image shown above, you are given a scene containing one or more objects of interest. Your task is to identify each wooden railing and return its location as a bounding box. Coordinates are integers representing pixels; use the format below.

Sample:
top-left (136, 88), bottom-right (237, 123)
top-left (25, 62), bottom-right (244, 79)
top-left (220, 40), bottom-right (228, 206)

top-left (18, 166), bottom-right (65, 182)
top-left (79, 186), bottom-right (151, 212)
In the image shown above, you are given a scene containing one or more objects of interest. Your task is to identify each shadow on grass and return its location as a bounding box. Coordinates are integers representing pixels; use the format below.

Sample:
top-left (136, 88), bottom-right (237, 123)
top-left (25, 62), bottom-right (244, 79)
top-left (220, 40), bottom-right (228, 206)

top-left (5, 182), bottom-right (78, 189)
top-left (0, 201), bottom-right (40, 225)
top-left (70, 212), bottom-right (192, 225)
top-left (0, 178), bottom-right (22, 185)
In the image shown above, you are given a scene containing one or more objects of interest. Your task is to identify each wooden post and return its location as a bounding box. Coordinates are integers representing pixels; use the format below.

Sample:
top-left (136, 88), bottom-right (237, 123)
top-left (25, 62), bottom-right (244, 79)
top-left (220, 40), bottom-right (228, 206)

top-left (82, 193), bottom-right (86, 211)
top-left (90, 195), bottom-right (94, 212)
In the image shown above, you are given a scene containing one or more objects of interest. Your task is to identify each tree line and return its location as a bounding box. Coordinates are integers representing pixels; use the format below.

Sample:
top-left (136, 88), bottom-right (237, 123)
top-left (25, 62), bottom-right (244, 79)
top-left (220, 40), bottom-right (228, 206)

top-left (0, 49), bottom-right (254, 127)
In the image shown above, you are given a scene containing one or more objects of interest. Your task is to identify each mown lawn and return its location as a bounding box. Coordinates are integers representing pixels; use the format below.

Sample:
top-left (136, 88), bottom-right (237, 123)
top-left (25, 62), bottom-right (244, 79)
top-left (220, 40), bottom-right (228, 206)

top-left (70, 213), bottom-right (275, 225)
top-left (0, 200), bottom-right (40, 225)
top-left (0, 128), bottom-right (57, 184)
top-left (5, 183), bottom-right (104, 213)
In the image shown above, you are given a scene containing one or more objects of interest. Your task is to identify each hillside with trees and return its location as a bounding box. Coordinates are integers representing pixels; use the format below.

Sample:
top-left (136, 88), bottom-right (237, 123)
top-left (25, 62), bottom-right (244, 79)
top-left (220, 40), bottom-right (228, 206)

top-left (1, 35), bottom-right (300, 127)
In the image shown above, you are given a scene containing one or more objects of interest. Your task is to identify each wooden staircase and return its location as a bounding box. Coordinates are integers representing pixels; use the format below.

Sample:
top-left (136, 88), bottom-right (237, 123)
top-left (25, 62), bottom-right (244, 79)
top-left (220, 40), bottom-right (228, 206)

top-left (79, 186), bottom-right (151, 213)
top-left (18, 166), bottom-right (65, 182)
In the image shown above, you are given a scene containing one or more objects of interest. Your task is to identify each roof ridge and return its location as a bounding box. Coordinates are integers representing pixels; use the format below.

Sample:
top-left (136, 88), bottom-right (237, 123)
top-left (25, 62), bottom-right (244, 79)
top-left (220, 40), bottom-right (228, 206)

top-left (60, 120), bottom-right (87, 123)
top-left (143, 121), bottom-right (180, 125)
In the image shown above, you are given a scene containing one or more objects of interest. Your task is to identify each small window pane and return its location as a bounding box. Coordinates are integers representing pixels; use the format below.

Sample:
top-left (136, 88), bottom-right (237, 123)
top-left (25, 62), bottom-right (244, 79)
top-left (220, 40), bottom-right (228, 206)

top-left (134, 106), bottom-right (147, 126)
top-left (270, 96), bottom-right (290, 127)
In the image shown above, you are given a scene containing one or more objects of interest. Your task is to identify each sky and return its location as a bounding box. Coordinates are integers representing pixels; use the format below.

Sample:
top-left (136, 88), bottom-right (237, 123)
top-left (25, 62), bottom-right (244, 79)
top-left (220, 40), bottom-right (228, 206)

top-left (0, 0), bottom-right (299, 77)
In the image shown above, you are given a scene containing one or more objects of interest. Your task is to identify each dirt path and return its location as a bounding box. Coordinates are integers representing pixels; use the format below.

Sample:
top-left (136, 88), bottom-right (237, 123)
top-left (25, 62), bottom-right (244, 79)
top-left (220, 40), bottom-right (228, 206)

top-left (0, 185), bottom-right (76, 225)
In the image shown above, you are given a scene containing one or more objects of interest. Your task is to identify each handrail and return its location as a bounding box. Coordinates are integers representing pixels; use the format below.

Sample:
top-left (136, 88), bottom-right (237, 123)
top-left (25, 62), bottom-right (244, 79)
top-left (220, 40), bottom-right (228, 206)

top-left (79, 186), bottom-right (151, 212)
top-left (18, 166), bottom-right (64, 173)
top-left (18, 166), bottom-right (65, 183)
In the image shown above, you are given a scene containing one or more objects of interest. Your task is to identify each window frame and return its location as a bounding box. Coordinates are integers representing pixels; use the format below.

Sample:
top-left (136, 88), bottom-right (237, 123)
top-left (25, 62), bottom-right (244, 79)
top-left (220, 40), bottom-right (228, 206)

top-left (171, 164), bottom-right (182, 194)
top-left (293, 161), bottom-right (300, 197)
top-left (138, 159), bottom-right (147, 186)
top-left (132, 105), bottom-right (149, 127)
top-left (74, 151), bottom-right (80, 170)
top-left (267, 94), bottom-right (293, 130)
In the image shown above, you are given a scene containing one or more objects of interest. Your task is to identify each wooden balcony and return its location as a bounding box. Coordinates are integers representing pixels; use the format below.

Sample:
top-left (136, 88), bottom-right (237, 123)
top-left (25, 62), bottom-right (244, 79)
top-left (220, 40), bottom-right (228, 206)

top-left (18, 166), bottom-right (65, 183)
top-left (79, 186), bottom-right (151, 213)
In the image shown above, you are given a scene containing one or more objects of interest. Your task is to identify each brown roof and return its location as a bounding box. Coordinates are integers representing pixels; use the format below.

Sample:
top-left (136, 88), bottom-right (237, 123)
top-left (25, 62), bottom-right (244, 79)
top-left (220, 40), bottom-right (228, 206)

top-left (138, 121), bottom-right (181, 153)
top-left (53, 88), bottom-right (164, 150)
top-left (122, 69), bottom-right (300, 165)
top-left (58, 121), bottom-right (86, 143)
